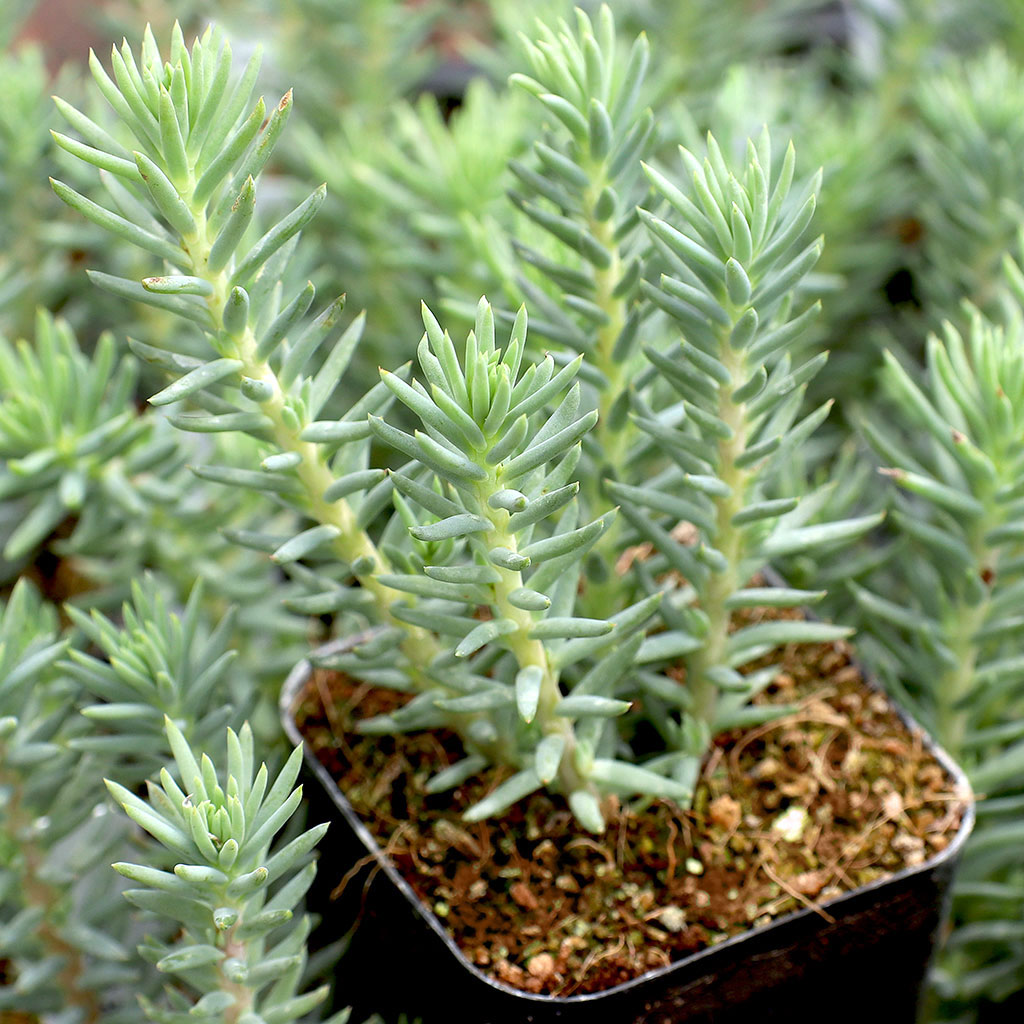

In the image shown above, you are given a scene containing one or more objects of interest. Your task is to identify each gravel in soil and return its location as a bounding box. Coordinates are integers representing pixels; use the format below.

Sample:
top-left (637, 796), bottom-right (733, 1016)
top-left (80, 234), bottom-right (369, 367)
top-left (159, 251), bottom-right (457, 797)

top-left (295, 622), bottom-right (965, 997)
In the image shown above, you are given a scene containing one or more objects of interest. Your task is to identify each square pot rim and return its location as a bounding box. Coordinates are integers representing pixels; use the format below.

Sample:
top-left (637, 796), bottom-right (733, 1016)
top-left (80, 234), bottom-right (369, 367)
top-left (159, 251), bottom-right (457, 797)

top-left (281, 629), bottom-right (976, 1006)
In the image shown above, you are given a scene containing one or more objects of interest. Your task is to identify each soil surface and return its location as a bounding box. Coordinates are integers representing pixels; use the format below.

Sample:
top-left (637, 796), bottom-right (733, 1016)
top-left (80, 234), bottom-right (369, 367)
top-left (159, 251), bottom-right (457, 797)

top-left (295, 618), bottom-right (966, 997)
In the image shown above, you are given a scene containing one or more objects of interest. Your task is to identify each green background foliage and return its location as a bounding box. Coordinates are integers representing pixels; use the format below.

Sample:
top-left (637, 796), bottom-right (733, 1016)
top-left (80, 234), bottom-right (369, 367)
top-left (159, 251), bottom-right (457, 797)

top-left (4, 1), bottom-right (1024, 1021)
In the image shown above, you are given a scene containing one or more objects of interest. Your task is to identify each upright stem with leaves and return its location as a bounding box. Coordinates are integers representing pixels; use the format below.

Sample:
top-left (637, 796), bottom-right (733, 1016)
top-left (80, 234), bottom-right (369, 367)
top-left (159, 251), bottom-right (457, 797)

top-left (619, 130), bottom-right (880, 771)
top-left (508, 5), bottom-right (654, 479)
top-left (0, 583), bottom-right (177, 1020)
top-left (107, 719), bottom-right (335, 1024)
top-left (853, 280), bottom-right (1024, 1009)
top-left (369, 297), bottom-right (677, 831)
top-left (52, 21), bottom-right (688, 835)
top-left (51, 22), bottom-right (438, 674)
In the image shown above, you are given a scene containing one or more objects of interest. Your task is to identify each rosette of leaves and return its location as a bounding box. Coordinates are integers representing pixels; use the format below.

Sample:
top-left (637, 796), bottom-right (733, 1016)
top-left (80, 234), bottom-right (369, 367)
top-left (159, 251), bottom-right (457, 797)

top-left (689, 65), bottom-right (910, 408)
top-left (0, 580), bottom-right (142, 1019)
top-left (683, 75), bottom-right (904, 617)
top-left (380, 78), bottom-right (528, 300)
top-left (44, 18), bottom-right (437, 721)
top-left (363, 296), bottom-right (680, 832)
top-left (0, 33), bottom-right (154, 343)
top-left (0, 310), bottom-right (183, 579)
top-left (60, 577), bottom-right (240, 782)
top-left (855, 307), bottom-right (1024, 754)
top-left (484, 0), bottom-right (834, 111)
top-left (99, 433), bottom-right (321, 737)
top-left (106, 718), bottom-right (337, 1023)
top-left (615, 129), bottom-right (881, 764)
top-left (0, 298), bottom-right (296, 654)
top-left (850, 267), bottom-right (1024, 1011)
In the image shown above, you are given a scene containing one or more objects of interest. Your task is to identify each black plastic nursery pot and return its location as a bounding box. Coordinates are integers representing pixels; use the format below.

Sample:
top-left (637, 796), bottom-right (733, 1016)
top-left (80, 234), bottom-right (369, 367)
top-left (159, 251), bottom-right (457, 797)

top-left (281, 635), bottom-right (975, 1024)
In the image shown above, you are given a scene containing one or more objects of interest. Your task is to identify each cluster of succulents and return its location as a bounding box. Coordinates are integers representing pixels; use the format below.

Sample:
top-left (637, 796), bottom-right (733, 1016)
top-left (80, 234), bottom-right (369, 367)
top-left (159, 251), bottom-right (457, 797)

top-left (4, 1), bottom-right (1024, 1020)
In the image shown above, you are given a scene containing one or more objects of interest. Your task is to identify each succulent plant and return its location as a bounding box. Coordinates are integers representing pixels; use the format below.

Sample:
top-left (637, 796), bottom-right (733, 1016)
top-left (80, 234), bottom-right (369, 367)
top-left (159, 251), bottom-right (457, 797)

top-left (47, 9), bottom-right (877, 848)
top-left (4, 2), bottom-right (1024, 1020)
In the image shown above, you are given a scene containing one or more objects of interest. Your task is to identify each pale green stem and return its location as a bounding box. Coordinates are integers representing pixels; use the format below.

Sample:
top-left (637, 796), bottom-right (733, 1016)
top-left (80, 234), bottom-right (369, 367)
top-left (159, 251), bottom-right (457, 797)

top-left (474, 475), bottom-right (592, 798)
top-left (219, 925), bottom-right (255, 1023)
top-left (189, 215), bottom-right (523, 766)
top-left (166, 183), bottom-right (526, 767)
top-left (578, 172), bottom-right (635, 618)
top-left (579, 163), bottom-right (635, 479)
top-left (588, 211), bottom-right (630, 474)
top-left (176, 194), bottom-right (439, 675)
top-left (936, 595), bottom-right (989, 758)
top-left (935, 499), bottom-right (998, 757)
top-left (687, 340), bottom-right (750, 729)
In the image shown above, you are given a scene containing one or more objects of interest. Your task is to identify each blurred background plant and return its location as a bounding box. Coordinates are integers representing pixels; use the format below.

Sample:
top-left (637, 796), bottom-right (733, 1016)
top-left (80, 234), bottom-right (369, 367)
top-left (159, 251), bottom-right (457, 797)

top-left (4, 0), bottom-right (1024, 1021)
